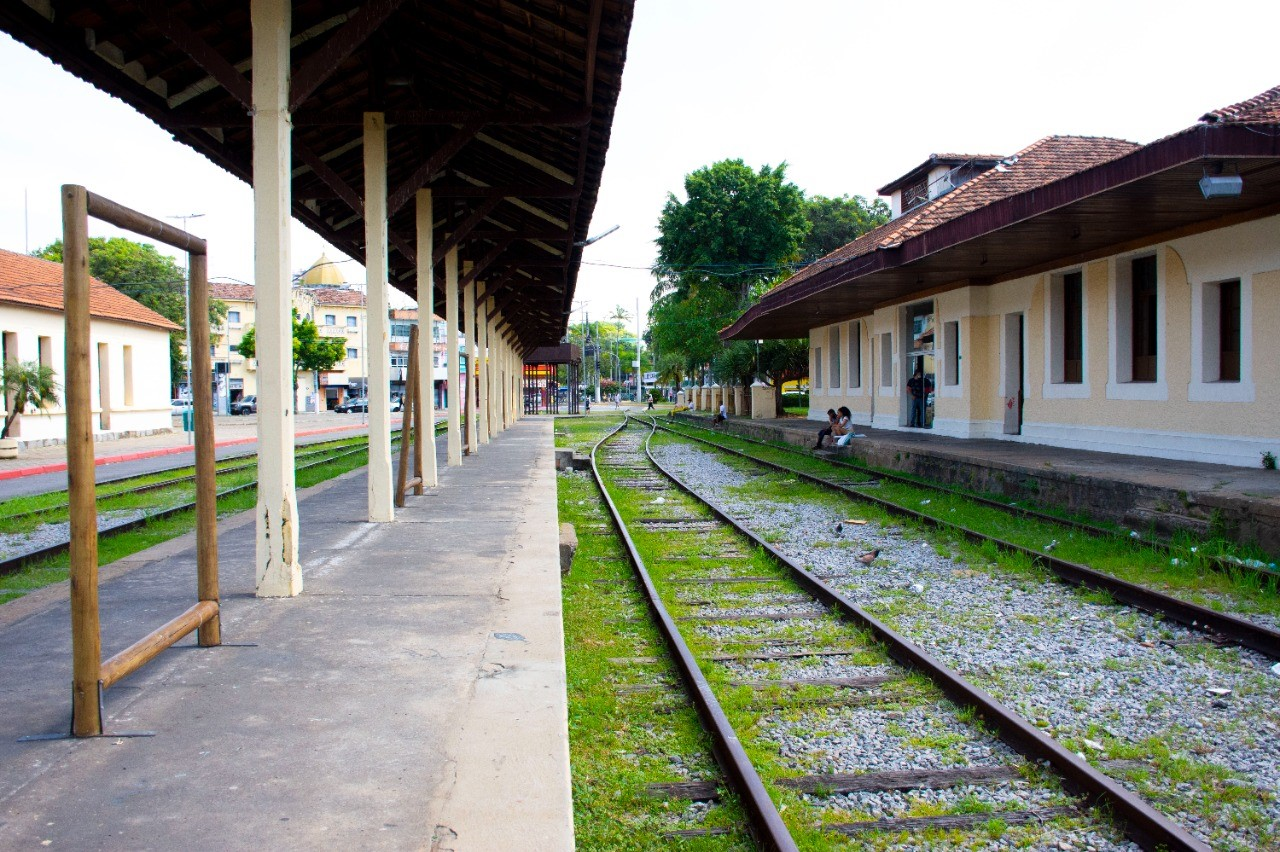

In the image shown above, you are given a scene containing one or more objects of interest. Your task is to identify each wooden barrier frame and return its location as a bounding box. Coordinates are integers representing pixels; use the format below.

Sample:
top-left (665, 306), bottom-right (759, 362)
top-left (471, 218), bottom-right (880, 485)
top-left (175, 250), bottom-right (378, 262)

top-left (394, 325), bottom-right (424, 507)
top-left (62, 185), bottom-right (221, 738)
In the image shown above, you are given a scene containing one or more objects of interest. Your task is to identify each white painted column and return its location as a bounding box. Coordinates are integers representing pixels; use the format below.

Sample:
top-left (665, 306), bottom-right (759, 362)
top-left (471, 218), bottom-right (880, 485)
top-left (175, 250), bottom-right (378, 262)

top-left (415, 188), bottom-right (437, 487)
top-left (364, 112), bottom-right (393, 522)
top-left (477, 286), bottom-right (490, 445)
top-left (445, 249), bottom-right (462, 466)
top-left (463, 278), bottom-right (478, 453)
top-left (252, 0), bottom-right (300, 597)
top-left (484, 304), bottom-right (497, 439)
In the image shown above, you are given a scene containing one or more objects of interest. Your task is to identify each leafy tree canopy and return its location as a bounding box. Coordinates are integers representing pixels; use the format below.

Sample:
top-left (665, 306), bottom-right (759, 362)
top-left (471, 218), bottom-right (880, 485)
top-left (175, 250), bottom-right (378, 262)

top-left (33, 237), bottom-right (227, 384)
top-left (801, 194), bottom-right (891, 263)
top-left (654, 159), bottom-right (809, 305)
top-left (237, 309), bottom-right (348, 388)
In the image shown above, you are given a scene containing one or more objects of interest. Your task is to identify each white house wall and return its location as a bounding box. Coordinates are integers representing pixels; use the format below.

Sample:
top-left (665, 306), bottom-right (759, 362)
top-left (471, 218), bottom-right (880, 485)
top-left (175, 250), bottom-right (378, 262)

top-left (807, 212), bottom-right (1280, 467)
top-left (0, 305), bottom-right (172, 443)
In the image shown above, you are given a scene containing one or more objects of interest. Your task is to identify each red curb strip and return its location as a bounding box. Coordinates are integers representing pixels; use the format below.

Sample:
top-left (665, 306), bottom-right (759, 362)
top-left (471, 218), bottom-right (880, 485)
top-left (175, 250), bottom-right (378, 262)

top-left (0, 419), bottom-right (400, 482)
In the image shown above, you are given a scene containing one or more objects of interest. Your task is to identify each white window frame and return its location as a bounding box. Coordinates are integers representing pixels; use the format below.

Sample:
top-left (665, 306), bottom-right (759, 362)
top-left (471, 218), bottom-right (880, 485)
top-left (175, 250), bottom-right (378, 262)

top-left (1107, 250), bottom-right (1167, 401)
top-left (1044, 268), bottom-right (1091, 399)
top-left (1190, 274), bottom-right (1254, 402)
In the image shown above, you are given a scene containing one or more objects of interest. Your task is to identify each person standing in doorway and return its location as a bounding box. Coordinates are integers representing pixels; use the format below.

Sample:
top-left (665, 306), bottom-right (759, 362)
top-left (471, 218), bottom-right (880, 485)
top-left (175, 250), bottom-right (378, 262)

top-left (907, 364), bottom-right (932, 428)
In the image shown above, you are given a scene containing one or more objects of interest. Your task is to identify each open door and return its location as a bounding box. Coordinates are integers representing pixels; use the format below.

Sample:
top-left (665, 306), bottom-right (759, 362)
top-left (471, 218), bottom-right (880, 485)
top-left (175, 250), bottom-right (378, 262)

top-left (1002, 312), bottom-right (1024, 435)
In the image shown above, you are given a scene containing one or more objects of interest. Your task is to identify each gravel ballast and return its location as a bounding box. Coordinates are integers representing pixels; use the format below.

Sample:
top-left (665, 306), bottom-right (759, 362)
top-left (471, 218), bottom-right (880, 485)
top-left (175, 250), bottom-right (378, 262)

top-left (654, 441), bottom-right (1280, 851)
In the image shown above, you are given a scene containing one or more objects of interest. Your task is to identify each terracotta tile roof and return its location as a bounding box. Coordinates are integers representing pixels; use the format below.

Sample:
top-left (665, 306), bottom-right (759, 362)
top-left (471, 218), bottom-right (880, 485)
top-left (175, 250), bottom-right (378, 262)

top-left (772, 135), bottom-right (1139, 297)
top-left (303, 286), bottom-right (367, 307)
top-left (1200, 84), bottom-right (1280, 124)
top-left (210, 281), bottom-right (256, 301)
top-left (0, 248), bottom-right (181, 331)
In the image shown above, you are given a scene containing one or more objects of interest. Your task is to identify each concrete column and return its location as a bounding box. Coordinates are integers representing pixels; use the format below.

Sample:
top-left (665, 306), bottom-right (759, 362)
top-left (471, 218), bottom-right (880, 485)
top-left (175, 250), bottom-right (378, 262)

top-left (710, 384), bottom-right (721, 414)
top-left (251, 0), bottom-right (300, 597)
top-left (733, 385), bottom-right (746, 416)
top-left (676, 390), bottom-right (686, 406)
top-left (477, 285), bottom-right (490, 445)
top-left (463, 278), bottom-right (478, 453)
top-left (415, 188), bottom-right (437, 487)
top-left (445, 249), bottom-right (462, 466)
top-left (364, 112), bottom-right (393, 522)
top-left (484, 307), bottom-right (497, 438)
top-left (751, 381), bottom-right (775, 420)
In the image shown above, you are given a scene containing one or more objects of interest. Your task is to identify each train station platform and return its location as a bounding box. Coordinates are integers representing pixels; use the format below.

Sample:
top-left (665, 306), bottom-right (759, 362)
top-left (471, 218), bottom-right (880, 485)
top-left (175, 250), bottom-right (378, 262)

top-left (678, 412), bottom-right (1280, 557)
top-left (0, 419), bottom-right (572, 850)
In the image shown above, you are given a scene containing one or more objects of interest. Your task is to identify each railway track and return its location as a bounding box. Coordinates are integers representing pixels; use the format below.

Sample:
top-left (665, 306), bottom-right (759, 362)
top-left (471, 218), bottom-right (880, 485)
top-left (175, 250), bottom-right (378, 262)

top-left (590, 415), bottom-right (1209, 850)
top-left (665, 414), bottom-right (1279, 581)
top-left (0, 426), bottom-right (442, 577)
top-left (651, 415), bottom-right (1280, 659)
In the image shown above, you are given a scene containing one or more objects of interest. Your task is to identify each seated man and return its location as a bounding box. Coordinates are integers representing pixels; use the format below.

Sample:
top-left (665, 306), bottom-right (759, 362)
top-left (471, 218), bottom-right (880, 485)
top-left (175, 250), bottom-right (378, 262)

top-left (712, 401), bottom-right (727, 426)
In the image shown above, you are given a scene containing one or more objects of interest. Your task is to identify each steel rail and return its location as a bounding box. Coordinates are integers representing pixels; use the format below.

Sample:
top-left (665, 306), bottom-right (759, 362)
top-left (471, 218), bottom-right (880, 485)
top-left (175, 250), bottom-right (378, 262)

top-left (654, 417), bottom-right (1280, 659)
top-left (2, 438), bottom-right (367, 526)
top-left (589, 417), bottom-right (798, 852)
top-left (0, 439), bottom-right (393, 578)
top-left (633, 414), bottom-right (1210, 852)
top-left (668, 414), bottom-right (1270, 580)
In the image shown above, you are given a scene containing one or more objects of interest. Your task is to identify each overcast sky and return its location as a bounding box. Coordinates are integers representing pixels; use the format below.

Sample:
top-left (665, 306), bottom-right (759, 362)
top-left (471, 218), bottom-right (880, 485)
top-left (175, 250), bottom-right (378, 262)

top-left (1, 0), bottom-right (1276, 324)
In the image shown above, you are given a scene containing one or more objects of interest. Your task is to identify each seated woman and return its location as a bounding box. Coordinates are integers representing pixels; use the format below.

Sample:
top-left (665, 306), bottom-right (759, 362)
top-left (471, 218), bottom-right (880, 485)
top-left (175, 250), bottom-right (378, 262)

top-left (834, 406), bottom-right (854, 446)
top-left (815, 408), bottom-right (838, 449)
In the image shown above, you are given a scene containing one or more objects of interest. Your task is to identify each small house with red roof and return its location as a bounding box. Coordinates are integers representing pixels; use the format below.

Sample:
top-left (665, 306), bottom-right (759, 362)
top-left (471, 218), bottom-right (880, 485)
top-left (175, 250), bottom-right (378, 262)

top-left (0, 247), bottom-right (180, 444)
top-left (723, 85), bottom-right (1280, 467)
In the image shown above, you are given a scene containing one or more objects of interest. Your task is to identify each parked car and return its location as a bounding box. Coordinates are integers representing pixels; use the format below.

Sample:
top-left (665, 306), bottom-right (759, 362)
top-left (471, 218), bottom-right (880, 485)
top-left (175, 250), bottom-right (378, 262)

top-left (390, 395), bottom-right (403, 412)
top-left (335, 396), bottom-right (368, 413)
top-left (230, 395), bottom-right (257, 415)
top-left (171, 398), bottom-right (191, 415)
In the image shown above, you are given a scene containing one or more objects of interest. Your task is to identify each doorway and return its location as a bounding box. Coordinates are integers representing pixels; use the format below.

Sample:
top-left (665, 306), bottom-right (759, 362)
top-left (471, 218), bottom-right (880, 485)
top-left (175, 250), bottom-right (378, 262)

top-left (1002, 312), bottom-right (1024, 435)
top-left (905, 301), bottom-right (936, 428)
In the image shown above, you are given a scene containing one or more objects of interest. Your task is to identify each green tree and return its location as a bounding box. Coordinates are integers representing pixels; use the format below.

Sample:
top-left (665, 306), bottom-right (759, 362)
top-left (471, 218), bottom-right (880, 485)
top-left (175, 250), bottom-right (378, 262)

top-left (654, 159), bottom-right (809, 306)
top-left (1, 360), bottom-right (60, 439)
top-left (801, 194), bottom-right (891, 262)
top-left (237, 309), bottom-right (348, 397)
top-left (33, 237), bottom-right (228, 386)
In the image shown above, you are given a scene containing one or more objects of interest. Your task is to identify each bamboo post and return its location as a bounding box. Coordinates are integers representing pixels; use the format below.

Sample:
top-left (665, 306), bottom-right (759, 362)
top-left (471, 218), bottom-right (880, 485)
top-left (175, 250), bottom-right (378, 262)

top-left (188, 252), bottom-right (221, 646)
top-left (394, 325), bottom-right (416, 508)
top-left (411, 325), bottom-right (425, 495)
top-left (63, 185), bottom-right (102, 737)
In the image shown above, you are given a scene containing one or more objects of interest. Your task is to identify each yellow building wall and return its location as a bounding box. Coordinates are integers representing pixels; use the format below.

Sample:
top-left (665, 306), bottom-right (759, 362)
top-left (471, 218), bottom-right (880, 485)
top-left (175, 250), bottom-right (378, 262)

top-left (804, 213), bottom-right (1280, 465)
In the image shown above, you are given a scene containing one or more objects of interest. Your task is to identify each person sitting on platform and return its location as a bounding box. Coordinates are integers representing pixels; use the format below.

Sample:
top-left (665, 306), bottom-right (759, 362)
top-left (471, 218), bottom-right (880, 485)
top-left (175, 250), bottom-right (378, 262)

top-left (815, 408), bottom-right (838, 449)
top-left (712, 401), bottom-right (727, 426)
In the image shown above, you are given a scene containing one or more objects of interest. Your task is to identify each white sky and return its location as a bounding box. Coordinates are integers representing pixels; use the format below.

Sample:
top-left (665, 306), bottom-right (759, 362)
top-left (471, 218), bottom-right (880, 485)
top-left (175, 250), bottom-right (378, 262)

top-left (1, 0), bottom-right (1276, 325)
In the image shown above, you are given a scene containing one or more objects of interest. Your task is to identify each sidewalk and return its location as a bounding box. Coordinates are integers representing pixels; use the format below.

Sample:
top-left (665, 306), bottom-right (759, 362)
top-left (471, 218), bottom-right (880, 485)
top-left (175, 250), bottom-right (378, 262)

top-left (0, 418), bottom-right (573, 850)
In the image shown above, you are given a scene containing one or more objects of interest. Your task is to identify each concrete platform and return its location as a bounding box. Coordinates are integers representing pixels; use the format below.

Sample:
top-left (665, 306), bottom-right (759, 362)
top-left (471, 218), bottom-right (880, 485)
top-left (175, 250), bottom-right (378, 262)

top-left (0, 419), bottom-right (572, 850)
top-left (685, 413), bottom-right (1280, 556)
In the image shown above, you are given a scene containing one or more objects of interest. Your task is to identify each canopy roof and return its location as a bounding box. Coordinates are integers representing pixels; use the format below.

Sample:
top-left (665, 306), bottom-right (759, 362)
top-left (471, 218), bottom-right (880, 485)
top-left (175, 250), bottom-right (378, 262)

top-left (1, 0), bottom-right (634, 351)
top-left (724, 85), bottom-right (1280, 340)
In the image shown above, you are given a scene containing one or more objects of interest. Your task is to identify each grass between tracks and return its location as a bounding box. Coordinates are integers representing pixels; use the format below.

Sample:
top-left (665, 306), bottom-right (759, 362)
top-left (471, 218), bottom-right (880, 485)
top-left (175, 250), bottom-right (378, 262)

top-left (657, 418), bottom-right (1280, 621)
top-left (0, 434), bottom-right (386, 605)
top-left (556, 415), bottom-right (755, 850)
top-left (649, 423), bottom-right (1278, 847)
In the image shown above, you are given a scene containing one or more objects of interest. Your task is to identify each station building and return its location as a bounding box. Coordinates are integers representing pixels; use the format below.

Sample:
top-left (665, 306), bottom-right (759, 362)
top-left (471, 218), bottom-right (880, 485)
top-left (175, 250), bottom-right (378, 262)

top-left (724, 85), bottom-right (1280, 467)
top-left (0, 247), bottom-right (177, 443)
